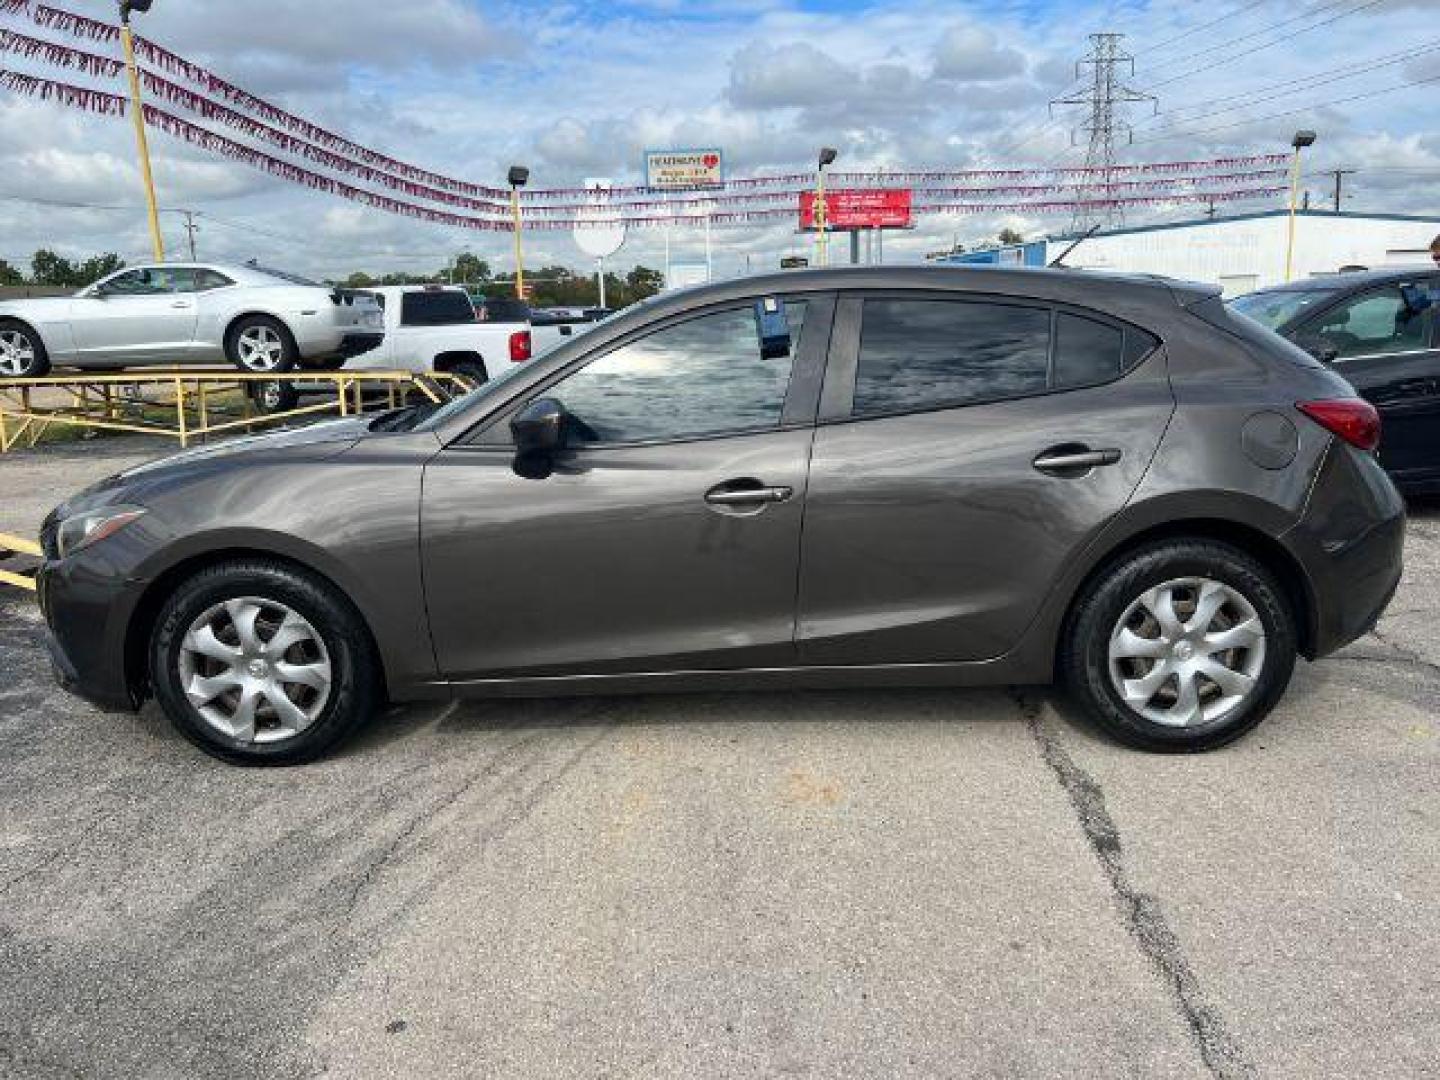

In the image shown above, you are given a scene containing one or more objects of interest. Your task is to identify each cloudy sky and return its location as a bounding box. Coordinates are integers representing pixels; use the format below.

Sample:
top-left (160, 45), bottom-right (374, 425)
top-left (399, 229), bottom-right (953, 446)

top-left (0, 0), bottom-right (1437, 281)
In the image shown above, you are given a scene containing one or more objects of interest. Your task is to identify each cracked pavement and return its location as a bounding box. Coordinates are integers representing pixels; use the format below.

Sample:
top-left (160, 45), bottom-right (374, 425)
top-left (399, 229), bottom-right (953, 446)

top-left (1, 439), bottom-right (1437, 1078)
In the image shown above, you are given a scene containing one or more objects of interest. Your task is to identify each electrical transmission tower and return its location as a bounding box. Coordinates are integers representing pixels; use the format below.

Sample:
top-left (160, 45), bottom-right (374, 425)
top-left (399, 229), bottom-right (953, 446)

top-left (1050, 34), bottom-right (1156, 233)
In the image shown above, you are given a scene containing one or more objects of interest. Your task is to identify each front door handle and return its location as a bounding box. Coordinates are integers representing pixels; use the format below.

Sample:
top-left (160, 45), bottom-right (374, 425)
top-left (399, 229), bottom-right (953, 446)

top-left (171, 301), bottom-right (193, 309)
top-left (1032, 446), bottom-right (1122, 476)
top-left (704, 479), bottom-right (793, 510)
top-left (705, 485), bottom-right (793, 506)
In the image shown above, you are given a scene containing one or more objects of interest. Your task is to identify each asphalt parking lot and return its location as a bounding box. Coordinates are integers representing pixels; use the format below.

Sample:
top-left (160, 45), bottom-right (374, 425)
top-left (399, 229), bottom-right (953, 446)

top-left (2, 437), bottom-right (1437, 1079)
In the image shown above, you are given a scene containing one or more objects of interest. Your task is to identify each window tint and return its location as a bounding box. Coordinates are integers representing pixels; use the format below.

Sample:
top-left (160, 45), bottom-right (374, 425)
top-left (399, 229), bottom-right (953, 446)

top-left (547, 302), bottom-right (806, 444)
top-left (1123, 327), bottom-right (1161, 372)
top-left (401, 290), bottom-right (476, 326)
top-left (1304, 287), bottom-right (1428, 359)
top-left (854, 299), bottom-right (1050, 415)
top-left (193, 268), bottom-right (234, 291)
top-left (1053, 313), bottom-right (1123, 388)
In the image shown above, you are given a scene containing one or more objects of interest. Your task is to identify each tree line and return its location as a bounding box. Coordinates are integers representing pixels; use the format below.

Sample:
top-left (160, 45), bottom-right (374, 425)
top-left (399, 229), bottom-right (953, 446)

top-left (338, 253), bottom-right (665, 309)
top-left (1, 247), bottom-right (666, 309)
top-left (0, 250), bottom-right (127, 287)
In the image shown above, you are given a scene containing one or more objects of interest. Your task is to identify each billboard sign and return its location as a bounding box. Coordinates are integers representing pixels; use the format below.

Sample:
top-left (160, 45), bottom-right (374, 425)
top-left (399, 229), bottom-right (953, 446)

top-left (799, 188), bottom-right (913, 230)
top-left (645, 149), bottom-right (724, 189)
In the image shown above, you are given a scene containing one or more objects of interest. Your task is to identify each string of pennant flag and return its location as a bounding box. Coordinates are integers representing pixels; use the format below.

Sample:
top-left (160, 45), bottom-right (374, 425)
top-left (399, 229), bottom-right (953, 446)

top-left (0, 1), bottom-right (1291, 230)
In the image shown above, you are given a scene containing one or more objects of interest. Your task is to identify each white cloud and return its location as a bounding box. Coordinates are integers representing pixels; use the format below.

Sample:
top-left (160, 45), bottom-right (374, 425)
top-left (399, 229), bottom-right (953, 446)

top-left (932, 24), bottom-right (1027, 82)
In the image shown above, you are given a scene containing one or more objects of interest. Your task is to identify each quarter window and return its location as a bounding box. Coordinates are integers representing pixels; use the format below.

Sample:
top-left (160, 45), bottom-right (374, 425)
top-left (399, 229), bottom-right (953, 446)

top-left (1053, 313), bottom-right (1124, 388)
top-left (546, 302), bottom-right (807, 444)
top-left (1303, 288), bottom-right (1428, 359)
top-left (193, 268), bottom-right (234, 292)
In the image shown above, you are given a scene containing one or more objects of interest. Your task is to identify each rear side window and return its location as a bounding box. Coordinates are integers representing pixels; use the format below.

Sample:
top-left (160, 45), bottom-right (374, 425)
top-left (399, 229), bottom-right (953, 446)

top-left (193, 268), bottom-right (233, 292)
top-left (401, 291), bottom-right (475, 327)
top-left (854, 299), bottom-right (1050, 416)
top-left (852, 299), bottom-right (1154, 417)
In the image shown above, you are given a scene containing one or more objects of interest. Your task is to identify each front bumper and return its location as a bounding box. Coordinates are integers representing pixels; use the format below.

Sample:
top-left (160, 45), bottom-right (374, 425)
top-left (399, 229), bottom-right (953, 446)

top-left (37, 548), bottom-right (146, 714)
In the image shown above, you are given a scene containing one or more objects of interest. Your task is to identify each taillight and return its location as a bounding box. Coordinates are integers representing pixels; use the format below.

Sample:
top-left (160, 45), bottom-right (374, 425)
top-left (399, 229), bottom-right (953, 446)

top-left (1297, 398), bottom-right (1381, 452)
top-left (509, 329), bottom-right (532, 363)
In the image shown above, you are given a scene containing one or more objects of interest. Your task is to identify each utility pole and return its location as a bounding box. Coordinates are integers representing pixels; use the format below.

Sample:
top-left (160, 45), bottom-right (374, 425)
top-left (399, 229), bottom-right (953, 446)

top-left (1326, 168), bottom-right (1356, 212)
top-left (181, 210), bottom-right (198, 260)
top-left (1051, 33), bottom-right (1157, 233)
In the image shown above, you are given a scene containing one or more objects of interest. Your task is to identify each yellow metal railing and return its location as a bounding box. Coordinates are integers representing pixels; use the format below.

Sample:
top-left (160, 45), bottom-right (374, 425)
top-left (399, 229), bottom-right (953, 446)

top-left (0, 368), bottom-right (476, 452)
top-left (0, 531), bottom-right (40, 592)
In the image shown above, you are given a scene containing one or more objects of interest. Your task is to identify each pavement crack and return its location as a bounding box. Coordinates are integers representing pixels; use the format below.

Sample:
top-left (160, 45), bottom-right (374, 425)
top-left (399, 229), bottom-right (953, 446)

top-left (1366, 627), bottom-right (1440, 679)
top-left (1012, 688), bottom-right (1256, 1080)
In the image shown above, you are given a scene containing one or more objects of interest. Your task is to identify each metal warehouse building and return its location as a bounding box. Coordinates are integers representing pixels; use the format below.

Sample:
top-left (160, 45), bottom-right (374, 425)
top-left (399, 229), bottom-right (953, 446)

top-left (941, 209), bottom-right (1440, 296)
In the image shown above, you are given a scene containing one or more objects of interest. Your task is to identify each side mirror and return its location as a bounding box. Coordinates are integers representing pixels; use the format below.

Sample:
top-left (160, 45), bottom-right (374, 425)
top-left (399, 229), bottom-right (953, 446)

top-left (512, 394), bottom-right (569, 449)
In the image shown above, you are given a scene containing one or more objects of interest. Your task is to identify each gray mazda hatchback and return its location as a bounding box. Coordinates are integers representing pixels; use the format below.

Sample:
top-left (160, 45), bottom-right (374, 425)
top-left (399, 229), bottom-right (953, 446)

top-left (38, 266), bottom-right (1404, 765)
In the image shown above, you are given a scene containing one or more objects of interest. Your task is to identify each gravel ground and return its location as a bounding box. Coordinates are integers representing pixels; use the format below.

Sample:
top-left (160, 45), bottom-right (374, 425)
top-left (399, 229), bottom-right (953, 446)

top-left (1, 436), bottom-right (1437, 1079)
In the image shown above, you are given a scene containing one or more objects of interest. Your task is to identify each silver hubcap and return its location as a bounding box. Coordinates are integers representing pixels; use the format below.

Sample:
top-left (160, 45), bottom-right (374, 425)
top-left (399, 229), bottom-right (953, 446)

top-left (236, 325), bottom-right (285, 371)
top-left (1108, 577), bottom-right (1266, 728)
top-left (178, 597), bottom-right (332, 744)
top-left (0, 329), bottom-right (36, 376)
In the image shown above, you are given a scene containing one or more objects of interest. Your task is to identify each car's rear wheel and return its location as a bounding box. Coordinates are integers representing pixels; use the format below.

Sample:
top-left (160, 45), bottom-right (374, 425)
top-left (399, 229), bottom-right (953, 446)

top-left (149, 560), bottom-right (380, 765)
top-left (1061, 540), bottom-right (1296, 752)
top-left (0, 320), bottom-right (51, 378)
top-left (226, 316), bottom-right (298, 374)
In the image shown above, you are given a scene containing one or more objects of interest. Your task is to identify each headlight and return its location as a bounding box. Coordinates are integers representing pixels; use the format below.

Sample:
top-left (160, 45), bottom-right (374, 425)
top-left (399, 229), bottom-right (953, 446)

top-left (56, 506), bottom-right (147, 559)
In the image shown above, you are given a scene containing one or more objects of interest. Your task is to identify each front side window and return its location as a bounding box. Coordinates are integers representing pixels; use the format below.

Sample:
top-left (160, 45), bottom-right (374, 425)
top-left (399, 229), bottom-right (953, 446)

top-left (853, 299), bottom-right (1051, 416)
top-left (1302, 287), bottom-right (1428, 359)
top-left (101, 268), bottom-right (182, 296)
top-left (545, 302), bottom-right (807, 444)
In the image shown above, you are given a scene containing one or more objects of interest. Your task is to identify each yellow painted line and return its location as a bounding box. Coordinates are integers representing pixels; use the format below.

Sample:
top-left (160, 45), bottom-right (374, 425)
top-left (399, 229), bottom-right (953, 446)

top-left (0, 533), bottom-right (42, 557)
top-left (0, 568), bottom-right (37, 592)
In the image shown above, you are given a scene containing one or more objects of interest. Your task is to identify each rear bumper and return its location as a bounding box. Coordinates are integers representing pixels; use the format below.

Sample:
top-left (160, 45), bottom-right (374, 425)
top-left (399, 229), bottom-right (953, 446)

top-left (1284, 443), bottom-right (1406, 659)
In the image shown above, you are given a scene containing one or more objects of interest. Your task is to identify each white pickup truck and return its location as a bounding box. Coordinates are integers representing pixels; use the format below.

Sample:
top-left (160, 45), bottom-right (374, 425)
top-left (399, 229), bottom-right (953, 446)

top-left (344, 284), bottom-right (531, 383)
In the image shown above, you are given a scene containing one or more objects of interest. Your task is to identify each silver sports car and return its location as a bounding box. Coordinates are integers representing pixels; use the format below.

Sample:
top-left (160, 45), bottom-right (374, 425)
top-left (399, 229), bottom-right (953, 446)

top-left (0, 262), bottom-right (384, 377)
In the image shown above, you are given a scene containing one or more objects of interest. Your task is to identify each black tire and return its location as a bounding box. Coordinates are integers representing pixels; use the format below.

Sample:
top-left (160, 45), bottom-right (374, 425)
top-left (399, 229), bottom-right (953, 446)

top-left (225, 315), bottom-right (299, 374)
top-left (446, 357), bottom-right (488, 388)
top-left (1060, 539), bottom-right (1297, 752)
top-left (149, 559), bottom-right (381, 766)
top-left (0, 318), bottom-right (51, 378)
top-left (246, 379), bottom-right (300, 414)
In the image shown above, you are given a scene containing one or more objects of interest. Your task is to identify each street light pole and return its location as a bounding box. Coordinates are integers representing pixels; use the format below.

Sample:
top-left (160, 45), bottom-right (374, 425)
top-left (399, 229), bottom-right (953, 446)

top-left (815, 147), bottom-right (837, 268)
top-left (1285, 130), bottom-right (1316, 282)
top-left (508, 165), bottom-right (529, 301)
top-left (119, 0), bottom-right (164, 262)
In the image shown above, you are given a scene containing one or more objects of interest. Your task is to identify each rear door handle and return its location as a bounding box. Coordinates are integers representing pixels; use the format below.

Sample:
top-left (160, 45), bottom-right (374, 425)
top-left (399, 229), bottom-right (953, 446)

top-left (171, 301), bottom-right (193, 309)
top-left (1032, 447), bottom-right (1122, 475)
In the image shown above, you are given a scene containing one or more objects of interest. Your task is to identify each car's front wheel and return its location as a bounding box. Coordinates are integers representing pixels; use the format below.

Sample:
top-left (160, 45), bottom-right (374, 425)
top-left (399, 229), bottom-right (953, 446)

top-left (0, 320), bottom-right (51, 378)
top-left (1061, 539), bottom-right (1297, 752)
top-left (149, 560), bottom-right (380, 765)
top-left (226, 316), bottom-right (298, 374)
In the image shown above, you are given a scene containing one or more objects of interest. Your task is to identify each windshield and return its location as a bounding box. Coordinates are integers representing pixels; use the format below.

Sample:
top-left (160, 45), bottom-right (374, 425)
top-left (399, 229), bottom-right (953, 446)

top-left (1227, 288), bottom-right (1341, 331)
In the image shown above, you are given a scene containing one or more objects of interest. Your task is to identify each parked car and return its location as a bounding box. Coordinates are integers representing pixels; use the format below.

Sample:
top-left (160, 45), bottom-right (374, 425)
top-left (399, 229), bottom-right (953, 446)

top-left (39, 266), bottom-right (1403, 765)
top-left (345, 285), bottom-right (531, 383)
top-left (474, 296), bottom-right (596, 356)
top-left (0, 262), bottom-right (383, 378)
top-left (1228, 267), bottom-right (1440, 492)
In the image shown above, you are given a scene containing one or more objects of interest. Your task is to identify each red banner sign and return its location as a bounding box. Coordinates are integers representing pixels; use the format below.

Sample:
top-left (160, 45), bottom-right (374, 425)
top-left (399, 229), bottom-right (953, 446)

top-left (800, 188), bottom-right (913, 230)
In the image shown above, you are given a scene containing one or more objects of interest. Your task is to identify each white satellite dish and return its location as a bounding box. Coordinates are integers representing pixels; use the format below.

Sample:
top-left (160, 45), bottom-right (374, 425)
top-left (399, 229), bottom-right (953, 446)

top-left (574, 178), bottom-right (626, 260)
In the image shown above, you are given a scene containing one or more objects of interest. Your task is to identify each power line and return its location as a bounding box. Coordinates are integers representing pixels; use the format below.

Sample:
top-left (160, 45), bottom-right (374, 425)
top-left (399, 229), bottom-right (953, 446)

top-left (1136, 0), bottom-right (1273, 58)
top-left (1134, 38), bottom-right (1440, 132)
top-left (1140, 0), bottom-right (1389, 92)
top-left (1132, 69), bottom-right (1440, 144)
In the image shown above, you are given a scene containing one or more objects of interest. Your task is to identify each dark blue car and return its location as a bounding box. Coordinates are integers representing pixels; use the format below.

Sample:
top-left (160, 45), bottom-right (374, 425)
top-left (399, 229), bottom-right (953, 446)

top-left (1230, 267), bottom-right (1440, 493)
